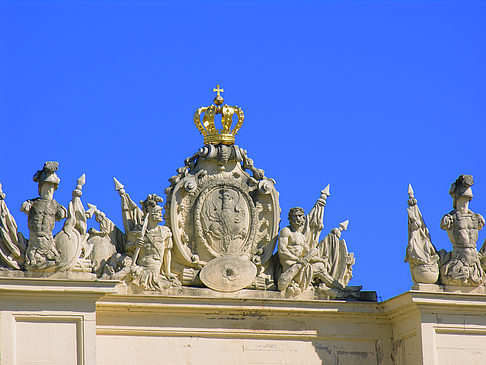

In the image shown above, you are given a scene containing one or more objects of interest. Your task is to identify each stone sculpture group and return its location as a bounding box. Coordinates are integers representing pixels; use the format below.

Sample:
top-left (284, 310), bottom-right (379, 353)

top-left (1, 87), bottom-right (484, 299)
top-left (0, 87), bottom-right (357, 299)
top-left (406, 175), bottom-right (486, 286)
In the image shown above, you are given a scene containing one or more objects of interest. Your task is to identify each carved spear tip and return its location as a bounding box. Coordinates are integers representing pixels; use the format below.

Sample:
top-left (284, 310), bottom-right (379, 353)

top-left (321, 184), bottom-right (330, 198)
top-left (113, 177), bottom-right (124, 190)
top-left (77, 174), bottom-right (86, 187)
top-left (408, 183), bottom-right (414, 197)
top-left (86, 203), bottom-right (97, 218)
top-left (339, 220), bottom-right (349, 231)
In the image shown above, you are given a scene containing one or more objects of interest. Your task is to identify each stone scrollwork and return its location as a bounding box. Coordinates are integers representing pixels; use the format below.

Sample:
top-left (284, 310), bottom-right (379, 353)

top-left (165, 143), bottom-right (280, 292)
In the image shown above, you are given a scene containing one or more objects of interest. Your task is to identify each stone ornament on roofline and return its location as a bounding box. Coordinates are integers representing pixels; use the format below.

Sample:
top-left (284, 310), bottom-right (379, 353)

top-left (0, 86), bottom-right (366, 300)
top-left (406, 175), bottom-right (486, 287)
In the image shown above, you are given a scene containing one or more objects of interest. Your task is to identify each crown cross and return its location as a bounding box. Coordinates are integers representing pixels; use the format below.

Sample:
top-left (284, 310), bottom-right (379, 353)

top-left (213, 85), bottom-right (224, 97)
top-left (194, 86), bottom-right (244, 146)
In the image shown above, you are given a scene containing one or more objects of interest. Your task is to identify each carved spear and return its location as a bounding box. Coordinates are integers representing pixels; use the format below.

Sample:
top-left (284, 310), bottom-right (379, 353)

top-left (113, 177), bottom-right (125, 196)
top-left (309, 184), bottom-right (330, 249)
top-left (132, 213), bottom-right (149, 267)
top-left (339, 220), bottom-right (349, 232)
top-left (86, 203), bottom-right (97, 219)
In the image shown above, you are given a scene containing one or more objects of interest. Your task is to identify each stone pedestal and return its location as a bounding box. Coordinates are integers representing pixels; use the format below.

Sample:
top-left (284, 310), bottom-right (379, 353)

top-left (385, 285), bottom-right (486, 365)
top-left (0, 272), bottom-right (117, 365)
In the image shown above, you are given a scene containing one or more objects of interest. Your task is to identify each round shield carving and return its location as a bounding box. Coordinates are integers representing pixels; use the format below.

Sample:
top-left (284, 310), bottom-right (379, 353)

top-left (200, 255), bottom-right (257, 292)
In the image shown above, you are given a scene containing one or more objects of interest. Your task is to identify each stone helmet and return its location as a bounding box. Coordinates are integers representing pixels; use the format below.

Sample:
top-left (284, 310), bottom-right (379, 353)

top-left (449, 175), bottom-right (474, 208)
top-left (140, 194), bottom-right (164, 214)
top-left (33, 161), bottom-right (61, 193)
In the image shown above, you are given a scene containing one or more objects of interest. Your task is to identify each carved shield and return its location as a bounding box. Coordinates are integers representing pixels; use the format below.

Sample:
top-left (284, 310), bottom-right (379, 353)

top-left (196, 185), bottom-right (252, 256)
top-left (166, 145), bottom-right (280, 284)
top-left (200, 255), bottom-right (257, 292)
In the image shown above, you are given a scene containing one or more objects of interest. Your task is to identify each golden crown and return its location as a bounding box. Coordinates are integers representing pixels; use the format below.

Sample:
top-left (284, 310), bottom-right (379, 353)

top-left (194, 85), bottom-right (244, 145)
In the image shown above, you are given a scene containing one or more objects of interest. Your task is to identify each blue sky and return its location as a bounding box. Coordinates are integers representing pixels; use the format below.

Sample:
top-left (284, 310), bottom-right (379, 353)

top-left (1, 0), bottom-right (485, 300)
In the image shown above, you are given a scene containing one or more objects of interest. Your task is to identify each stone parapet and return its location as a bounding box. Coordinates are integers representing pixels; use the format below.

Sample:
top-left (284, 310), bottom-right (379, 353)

top-left (0, 273), bottom-right (117, 365)
top-left (2, 277), bottom-right (486, 364)
top-left (384, 286), bottom-right (486, 365)
top-left (96, 287), bottom-right (390, 365)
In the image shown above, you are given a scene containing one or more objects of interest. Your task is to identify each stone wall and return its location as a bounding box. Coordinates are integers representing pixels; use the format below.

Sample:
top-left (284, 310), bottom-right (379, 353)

top-left (96, 288), bottom-right (389, 365)
top-left (2, 277), bottom-right (486, 365)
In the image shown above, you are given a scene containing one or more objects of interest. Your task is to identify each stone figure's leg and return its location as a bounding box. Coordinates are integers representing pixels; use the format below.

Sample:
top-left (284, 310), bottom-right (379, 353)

top-left (313, 262), bottom-right (344, 290)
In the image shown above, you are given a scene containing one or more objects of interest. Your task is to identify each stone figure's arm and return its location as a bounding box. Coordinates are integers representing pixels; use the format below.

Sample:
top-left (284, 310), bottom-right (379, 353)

top-left (278, 229), bottom-right (299, 262)
top-left (55, 204), bottom-right (67, 221)
top-left (125, 230), bottom-right (142, 253)
top-left (440, 214), bottom-right (453, 230)
top-left (477, 214), bottom-right (485, 231)
top-left (20, 200), bottom-right (33, 215)
top-left (309, 254), bottom-right (327, 265)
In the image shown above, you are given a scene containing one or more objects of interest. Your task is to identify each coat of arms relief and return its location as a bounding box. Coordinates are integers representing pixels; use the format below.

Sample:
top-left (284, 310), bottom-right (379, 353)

top-left (0, 86), bottom-right (363, 299)
top-left (165, 141), bottom-right (280, 292)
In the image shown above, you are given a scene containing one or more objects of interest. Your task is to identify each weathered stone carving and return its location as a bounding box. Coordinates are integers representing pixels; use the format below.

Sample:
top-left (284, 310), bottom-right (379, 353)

top-left (20, 162), bottom-right (92, 272)
top-left (406, 176), bottom-right (486, 286)
top-left (318, 220), bottom-right (355, 290)
top-left (440, 175), bottom-right (485, 285)
top-left (276, 187), bottom-right (355, 297)
top-left (87, 204), bottom-right (124, 277)
top-left (55, 174), bottom-right (92, 271)
top-left (0, 87), bottom-right (372, 301)
top-left (101, 185), bottom-right (180, 291)
top-left (161, 87), bottom-right (281, 293)
top-left (405, 184), bottom-right (440, 284)
top-left (0, 183), bottom-right (27, 269)
top-left (21, 162), bottom-right (66, 270)
top-left (165, 143), bottom-right (279, 292)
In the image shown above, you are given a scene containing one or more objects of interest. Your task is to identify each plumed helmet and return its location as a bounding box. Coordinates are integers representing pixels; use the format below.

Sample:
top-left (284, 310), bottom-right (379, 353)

top-left (449, 175), bottom-right (474, 208)
top-left (140, 194), bottom-right (164, 214)
top-left (33, 161), bottom-right (61, 189)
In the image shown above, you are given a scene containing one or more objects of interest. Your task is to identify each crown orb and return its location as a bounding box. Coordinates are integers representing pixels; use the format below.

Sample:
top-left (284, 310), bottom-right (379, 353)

top-left (213, 95), bottom-right (224, 106)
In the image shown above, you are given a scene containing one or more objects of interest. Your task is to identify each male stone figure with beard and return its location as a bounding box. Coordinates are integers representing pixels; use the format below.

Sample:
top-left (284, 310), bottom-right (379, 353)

top-left (278, 207), bottom-right (343, 297)
top-left (21, 162), bottom-right (67, 271)
top-left (124, 194), bottom-right (180, 291)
